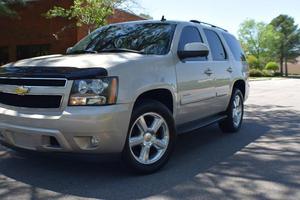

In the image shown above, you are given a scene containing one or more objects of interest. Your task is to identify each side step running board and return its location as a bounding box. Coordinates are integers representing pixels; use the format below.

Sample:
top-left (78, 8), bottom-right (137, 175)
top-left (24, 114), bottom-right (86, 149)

top-left (176, 114), bottom-right (227, 134)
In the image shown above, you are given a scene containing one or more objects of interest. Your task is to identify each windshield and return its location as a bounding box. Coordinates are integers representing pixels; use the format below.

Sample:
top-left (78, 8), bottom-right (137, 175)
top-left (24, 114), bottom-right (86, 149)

top-left (68, 23), bottom-right (176, 55)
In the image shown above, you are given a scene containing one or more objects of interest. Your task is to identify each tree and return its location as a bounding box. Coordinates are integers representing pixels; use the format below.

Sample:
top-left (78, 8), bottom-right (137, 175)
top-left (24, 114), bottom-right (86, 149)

top-left (271, 15), bottom-right (300, 76)
top-left (0, 0), bottom-right (26, 17)
top-left (238, 19), bottom-right (280, 68)
top-left (46, 0), bottom-right (136, 33)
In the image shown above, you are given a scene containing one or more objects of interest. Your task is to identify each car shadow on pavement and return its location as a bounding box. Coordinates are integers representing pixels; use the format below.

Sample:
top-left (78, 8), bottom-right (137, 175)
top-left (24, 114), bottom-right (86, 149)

top-left (0, 104), bottom-right (299, 200)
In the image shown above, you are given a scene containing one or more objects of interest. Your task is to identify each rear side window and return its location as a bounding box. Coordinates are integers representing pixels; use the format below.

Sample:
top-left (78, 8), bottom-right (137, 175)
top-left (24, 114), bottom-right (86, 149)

top-left (222, 33), bottom-right (246, 61)
top-left (204, 29), bottom-right (227, 61)
top-left (178, 26), bottom-right (207, 61)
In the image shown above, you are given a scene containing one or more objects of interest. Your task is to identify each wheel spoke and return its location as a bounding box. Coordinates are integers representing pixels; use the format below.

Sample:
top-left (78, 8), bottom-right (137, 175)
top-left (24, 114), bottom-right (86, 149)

top-left (129, 136), bottom-right (144, 147)
top-left (153, 138), bottom-right (167, 150)
top-left (233, 100), bottom-right (237, 108)
top-left (235, 96), bottom-right (240, 107)
top-left (150, 117), bottom-right (164, 133)
top-left (137, 116), bottom-right (148, 133)
top-left (234, 114), bottom-right (238, 123)
top-left (139, 145), bottom-right (150, 162)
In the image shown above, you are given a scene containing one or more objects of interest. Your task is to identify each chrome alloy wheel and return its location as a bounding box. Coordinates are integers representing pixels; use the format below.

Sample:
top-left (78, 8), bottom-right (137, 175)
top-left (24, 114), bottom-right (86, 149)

top-left (232, 94), bottom-right (243, 127)
top-left (129, 112), bottom-right (170, 165)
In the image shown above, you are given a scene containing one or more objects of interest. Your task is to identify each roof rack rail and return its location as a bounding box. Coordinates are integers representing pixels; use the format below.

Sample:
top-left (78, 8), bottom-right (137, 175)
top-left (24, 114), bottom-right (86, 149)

top-left (190, 20), bottom-right (228, 32)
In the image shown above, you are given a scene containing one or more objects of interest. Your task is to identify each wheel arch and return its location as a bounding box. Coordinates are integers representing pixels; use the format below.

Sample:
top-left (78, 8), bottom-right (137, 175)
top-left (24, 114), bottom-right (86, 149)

top-left (132, 88), bottom-right (175, 114)
top-left (232, 79), bottom-right (246, 98)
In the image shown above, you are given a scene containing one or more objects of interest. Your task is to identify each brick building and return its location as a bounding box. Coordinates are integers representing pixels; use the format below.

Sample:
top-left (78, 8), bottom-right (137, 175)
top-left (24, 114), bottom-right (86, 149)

top-left (287, 57), bottom-right (300, 75)
top-left (0, 0), bottom-right (145, 65)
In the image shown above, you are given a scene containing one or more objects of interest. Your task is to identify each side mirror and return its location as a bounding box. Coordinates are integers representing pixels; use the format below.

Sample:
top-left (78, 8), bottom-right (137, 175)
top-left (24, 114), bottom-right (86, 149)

top-left (178, 42), bottom-right (209, 60)
top-left (66, 47), bottom-right (73, 54)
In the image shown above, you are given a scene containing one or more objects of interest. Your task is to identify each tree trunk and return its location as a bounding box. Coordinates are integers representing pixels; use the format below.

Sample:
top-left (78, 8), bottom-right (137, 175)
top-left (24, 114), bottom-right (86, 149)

top-left (285, 57), bottom-right (288, 77)
top-left (279, 44), bottom-right (284, 76)
top-left (280, 57), bottom-right (284, 76)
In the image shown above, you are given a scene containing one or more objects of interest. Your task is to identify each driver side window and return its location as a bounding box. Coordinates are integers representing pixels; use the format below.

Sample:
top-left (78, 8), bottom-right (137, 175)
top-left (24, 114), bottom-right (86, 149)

top-left (178, 26), bottom-right (207, 62)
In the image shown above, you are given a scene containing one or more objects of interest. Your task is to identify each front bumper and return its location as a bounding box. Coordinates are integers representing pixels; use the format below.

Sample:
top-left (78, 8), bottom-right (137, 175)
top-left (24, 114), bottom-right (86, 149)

top-left (245, 80), bottom-right (250, 101)
top-left (0, 104), bottom-right (132, 154)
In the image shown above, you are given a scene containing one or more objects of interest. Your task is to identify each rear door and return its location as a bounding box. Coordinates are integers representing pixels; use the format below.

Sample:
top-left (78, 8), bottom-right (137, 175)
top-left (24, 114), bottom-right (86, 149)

top-left (203, 29), bottom-right (232, 113)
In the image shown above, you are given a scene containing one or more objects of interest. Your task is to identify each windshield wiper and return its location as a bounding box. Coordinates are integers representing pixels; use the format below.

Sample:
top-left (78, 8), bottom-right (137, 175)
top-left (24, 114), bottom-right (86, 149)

top-left (98, 48), bottom-right (146, 54)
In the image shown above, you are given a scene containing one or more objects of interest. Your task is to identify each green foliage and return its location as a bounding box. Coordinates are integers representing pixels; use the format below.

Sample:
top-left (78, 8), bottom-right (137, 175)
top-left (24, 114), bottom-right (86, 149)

top-left (0, 0), bottom-right (26, 17)
top-left (238, 19), bottom-right (281, 69)
top-left (262, 69), bottom-right (273, 77)
top-left (249, 69), bottom-right (264, 77)
top-left (265, 62), bottom-right (279, 71)
top-left (46, 0), bottom-right (136, 29)
top-left (246, 55), bottom-right (259, 68)
top-left (249, 69), bottom-right (273, 77)
top-left (271, 15), bottom-right (300, 76)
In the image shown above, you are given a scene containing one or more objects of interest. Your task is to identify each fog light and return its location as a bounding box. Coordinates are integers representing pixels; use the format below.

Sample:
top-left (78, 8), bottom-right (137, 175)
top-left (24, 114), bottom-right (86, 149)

top-left (74, 136), bottom-right (100, 150)
top-left (91, 136), bottom-right (100, 147)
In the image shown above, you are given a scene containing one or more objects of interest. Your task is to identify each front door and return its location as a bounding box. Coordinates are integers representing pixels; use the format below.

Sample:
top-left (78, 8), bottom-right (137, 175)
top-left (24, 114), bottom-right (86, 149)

top-left (175, 26), bottom-right (216, 125)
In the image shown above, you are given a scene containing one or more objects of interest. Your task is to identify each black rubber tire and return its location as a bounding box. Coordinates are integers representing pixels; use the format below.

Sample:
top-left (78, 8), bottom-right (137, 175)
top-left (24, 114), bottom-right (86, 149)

top-left (122, 100), bottom-right (176, 174)
top-left (219, 89), bottom-right (244, 133)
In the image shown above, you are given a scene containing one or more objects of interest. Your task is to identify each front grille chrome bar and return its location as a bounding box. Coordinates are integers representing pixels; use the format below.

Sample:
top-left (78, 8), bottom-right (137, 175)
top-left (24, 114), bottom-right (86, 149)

top-left (0, 77), bottom-right (67, 87)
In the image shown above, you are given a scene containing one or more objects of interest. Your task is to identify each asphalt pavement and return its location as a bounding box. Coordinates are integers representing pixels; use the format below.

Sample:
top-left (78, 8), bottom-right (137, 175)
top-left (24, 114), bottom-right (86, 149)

top-left (0, 78), bottom-right (300, 200)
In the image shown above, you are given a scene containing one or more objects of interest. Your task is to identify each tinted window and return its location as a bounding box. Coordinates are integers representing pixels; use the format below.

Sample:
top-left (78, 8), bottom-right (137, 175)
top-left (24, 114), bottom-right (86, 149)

top-left (222, 33), bottom-right (246, 61)
top-left (204, 29), bottom-right (227, 61)
top-left (70, 23), bottom-right (176, 55)
top-left (178, 26), bottom-right (206, 61)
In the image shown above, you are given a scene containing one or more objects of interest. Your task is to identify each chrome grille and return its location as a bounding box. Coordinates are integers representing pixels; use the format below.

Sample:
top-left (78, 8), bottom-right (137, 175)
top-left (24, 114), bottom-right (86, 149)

top-left (0, 78), bottom-right (67, 109)
top-left (0, 78), bottom-right (66, 87)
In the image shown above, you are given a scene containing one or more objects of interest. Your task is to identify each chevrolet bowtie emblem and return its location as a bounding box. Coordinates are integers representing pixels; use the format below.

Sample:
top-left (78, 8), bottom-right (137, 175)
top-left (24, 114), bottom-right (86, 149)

top-left (15, 86), bottom-right (30, 95)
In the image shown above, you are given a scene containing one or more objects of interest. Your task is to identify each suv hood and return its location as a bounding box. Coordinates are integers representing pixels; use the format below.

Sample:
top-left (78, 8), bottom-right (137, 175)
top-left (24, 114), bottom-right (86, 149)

top-left (1, 53), bottom-right (152, 79)
top-left (11, 53), bottom-right (145, 68)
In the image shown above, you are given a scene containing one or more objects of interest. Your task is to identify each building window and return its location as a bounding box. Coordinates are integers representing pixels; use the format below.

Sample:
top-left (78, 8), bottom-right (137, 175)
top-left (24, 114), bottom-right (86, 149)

top-left (16, 44), bottom-right (50, 60)
top-left (0, 47), bottom-right (9, 65)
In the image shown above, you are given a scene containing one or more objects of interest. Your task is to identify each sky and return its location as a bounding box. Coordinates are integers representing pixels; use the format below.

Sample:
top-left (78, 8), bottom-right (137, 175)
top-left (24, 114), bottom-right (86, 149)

top-left (136, 0), bottom-right (300, 36)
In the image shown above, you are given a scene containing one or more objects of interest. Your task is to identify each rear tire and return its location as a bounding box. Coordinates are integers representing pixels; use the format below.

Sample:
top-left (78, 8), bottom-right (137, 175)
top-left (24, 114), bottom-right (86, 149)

top-left (122, 100), bottom-right (176, 174)
top-left (219, 89), bottom-right (244, 133)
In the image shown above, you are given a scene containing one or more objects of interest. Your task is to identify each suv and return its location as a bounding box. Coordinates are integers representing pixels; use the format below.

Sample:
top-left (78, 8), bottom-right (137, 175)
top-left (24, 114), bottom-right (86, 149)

top-left (0, 20), bottom-right (249, 173)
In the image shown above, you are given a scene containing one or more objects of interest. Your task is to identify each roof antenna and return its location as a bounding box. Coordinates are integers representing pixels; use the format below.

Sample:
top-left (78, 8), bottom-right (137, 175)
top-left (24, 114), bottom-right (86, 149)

top-left (161, 15), bottom-right (166, 22)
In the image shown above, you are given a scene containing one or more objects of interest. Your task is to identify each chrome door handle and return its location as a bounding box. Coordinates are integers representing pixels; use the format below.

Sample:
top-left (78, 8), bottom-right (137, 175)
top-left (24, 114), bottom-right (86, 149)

top-left (227, 67), bottom-right (233, 73)
top-left (204, 69), bottom-right (213, 76)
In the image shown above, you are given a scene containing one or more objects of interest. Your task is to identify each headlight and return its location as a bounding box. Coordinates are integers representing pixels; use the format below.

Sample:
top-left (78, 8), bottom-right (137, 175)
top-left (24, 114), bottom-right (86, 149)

top-left (69, 77), bottom-right (118, 106)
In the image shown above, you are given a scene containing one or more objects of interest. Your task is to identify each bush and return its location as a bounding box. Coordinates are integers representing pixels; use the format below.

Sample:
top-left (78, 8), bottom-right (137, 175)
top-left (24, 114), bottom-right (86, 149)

top-left (249, 69), bottom-right (264, 77)
top-left (265, 62), bottom-right (279, 71)
top-left (274, 72), bottom-right (282, 77)
top-left (247, 55), bottom-right (259, 68)
top-left (262, 69), bottom-right (273, 77)
top-left (250, 68), bottom-right (275, 77)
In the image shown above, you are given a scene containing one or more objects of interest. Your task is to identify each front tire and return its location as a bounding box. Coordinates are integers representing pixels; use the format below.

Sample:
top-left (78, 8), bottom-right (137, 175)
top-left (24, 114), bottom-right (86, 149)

top-left (122, 100), bottom-right (176, 174)
top-left (219, 89), bottom-right (244, 133)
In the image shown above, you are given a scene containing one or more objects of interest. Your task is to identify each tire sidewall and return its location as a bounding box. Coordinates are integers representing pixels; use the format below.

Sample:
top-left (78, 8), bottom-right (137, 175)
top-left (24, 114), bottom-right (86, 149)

top-left (228, 89), bottom-right (244, 131)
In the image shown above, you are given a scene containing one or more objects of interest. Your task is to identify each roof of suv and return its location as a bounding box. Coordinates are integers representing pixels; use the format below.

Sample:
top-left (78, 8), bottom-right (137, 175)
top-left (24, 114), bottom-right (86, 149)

top-left (110, 19), bottom-right (229, 34)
